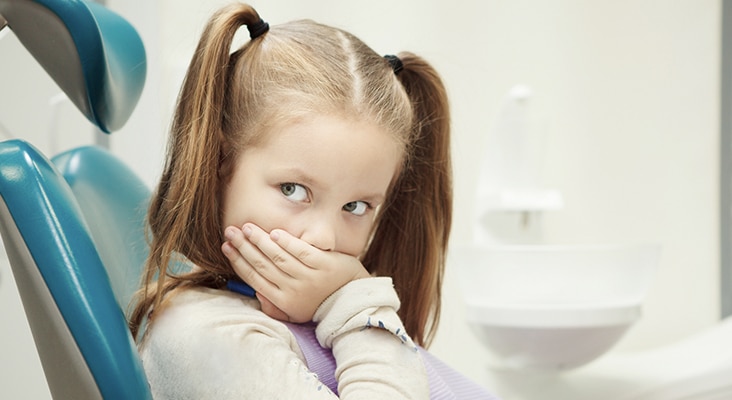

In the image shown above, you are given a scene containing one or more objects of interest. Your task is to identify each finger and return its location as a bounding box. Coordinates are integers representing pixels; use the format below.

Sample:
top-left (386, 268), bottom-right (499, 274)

top-left (255, 293), bottom-right (291, 322)
top-left (243, 224), bottom-right (300, 277)
top-left (269, 228), bottom-right (324, 269)
top-left (224, 226), bottom-right (290, 284)
top-left (221, 240), bottom-right (280, 293)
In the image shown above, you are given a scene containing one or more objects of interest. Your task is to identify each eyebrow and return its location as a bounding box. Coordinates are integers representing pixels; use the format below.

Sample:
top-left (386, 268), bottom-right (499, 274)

top-left (359, 193), bottom-right (386, 206)
top-left (277, 167), bottom-right (321, 190)
top-left (277, 167), bottom-right (387, 205)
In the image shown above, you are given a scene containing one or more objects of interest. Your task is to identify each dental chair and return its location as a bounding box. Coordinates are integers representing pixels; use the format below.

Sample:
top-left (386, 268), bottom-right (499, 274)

top-left (0, 0), bottom-right (152, 398)
top-left (0, 0), bottom-right (145, 132)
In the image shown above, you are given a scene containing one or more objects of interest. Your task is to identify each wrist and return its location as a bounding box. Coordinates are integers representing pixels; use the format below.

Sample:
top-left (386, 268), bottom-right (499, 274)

top-left (313, 277), bottom-right (404, 348)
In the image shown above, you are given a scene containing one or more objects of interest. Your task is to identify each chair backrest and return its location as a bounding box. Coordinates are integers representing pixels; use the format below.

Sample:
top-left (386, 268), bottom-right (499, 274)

top-left (0, 139), bottom-right (152, 399)
top-left (0, 0), bottom-right (152, 397)
top-left (52, 146), bottom-right (151, 312)
top-left (0, 0), bottom-right (146, 133)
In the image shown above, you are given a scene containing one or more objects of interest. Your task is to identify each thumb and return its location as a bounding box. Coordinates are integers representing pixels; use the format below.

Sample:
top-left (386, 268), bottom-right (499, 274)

top-left (256, 292), bottom-right (291, 322)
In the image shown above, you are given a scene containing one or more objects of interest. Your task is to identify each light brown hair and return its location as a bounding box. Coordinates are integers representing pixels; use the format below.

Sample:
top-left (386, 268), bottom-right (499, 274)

top-left (129, 2), bottom-right (451, 348)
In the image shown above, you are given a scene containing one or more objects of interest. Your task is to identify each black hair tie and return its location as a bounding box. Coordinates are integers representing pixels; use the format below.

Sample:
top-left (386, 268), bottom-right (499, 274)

top-left (248, 19), bottom-right (270, 39)
top-left (384, 54), bottom-right (404, 75)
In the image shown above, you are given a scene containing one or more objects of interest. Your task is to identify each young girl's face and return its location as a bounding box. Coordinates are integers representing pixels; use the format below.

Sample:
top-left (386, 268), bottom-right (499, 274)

top-left (222, 114), bottom-right (403, 257)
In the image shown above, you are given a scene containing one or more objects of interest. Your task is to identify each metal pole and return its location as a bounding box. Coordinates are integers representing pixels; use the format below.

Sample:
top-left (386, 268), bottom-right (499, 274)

top-left (94, 127), bottom-right (110, 149)
top-left (721, 0), bottom-right (732, 318)
top-left (92, 0), bottom-right (109, 149)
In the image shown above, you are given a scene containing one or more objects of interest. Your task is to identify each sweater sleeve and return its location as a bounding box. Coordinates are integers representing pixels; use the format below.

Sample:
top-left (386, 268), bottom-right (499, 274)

top-left (139, 283), bottom-right (428, 399)
top-left (314, 277), bottom-right (429, 399)
top-left (139, 288), bottom-right (338, 399)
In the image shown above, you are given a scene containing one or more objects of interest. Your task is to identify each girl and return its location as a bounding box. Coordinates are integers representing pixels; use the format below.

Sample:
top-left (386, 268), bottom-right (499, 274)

top-left (129, 2), bottom-right (495, 399)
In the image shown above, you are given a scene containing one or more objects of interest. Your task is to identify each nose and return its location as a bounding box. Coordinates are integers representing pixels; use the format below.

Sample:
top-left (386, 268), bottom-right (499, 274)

top-left (299, 214), bottom-right (337, 252)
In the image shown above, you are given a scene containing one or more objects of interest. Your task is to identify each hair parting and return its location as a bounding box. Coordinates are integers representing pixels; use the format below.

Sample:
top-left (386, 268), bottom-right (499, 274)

top-left (128, 5), bottom-right (452, 350)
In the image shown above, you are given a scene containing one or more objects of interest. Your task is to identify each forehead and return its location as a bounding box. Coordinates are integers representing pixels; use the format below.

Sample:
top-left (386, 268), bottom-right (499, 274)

top-left (246, 114), bottom-right (403, 191)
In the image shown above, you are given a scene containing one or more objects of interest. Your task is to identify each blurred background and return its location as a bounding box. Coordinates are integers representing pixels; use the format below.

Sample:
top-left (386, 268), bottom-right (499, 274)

top-left (0, 0), bottom-right (722, 397)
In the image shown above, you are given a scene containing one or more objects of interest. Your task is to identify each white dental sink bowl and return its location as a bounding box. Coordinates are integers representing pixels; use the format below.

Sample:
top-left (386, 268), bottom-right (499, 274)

top-left (452, 244), bottom-right (659, 371)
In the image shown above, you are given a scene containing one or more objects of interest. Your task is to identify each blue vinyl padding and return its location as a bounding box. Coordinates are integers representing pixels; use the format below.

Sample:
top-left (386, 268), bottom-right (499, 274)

top-left (0, 139), bottom-right (152, 399)
top-left (0, 0), bottom-right (146, 132)
top-left (52, 145), bottom-right (151, 311)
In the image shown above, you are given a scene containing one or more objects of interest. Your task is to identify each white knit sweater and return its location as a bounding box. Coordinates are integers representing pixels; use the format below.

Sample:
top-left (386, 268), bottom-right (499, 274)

top-left (139, 277), bottom-right (429, 399)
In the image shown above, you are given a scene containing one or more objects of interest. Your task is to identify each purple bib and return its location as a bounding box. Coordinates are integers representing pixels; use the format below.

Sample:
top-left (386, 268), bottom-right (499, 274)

top-left (285, 322), bottom-right (498, 399)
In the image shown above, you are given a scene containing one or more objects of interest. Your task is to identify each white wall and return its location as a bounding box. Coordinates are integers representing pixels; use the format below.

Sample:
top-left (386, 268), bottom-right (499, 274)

top-left (429, 1), bottom-right (721, 388)
top-left (0, 0), bottom-right (721, 397)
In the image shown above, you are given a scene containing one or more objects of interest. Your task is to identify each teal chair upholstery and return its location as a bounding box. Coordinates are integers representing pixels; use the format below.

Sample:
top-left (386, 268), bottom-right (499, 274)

top-left (0, 139), bottom-right (152, 399)
top-left (0, 0), bottom-right (152, 398)
top-left (0, 0), bottom-right (146, 133)
top-left (52, 145), bottom-right (150, 312)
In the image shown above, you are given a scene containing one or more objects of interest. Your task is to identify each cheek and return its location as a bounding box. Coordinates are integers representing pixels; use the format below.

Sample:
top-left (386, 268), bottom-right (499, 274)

top-left (221, 172), bottom-right (270, 229)
top-left (340, 221), bottom-right (376, 257)
top-left (222, 205), bottom-right (249, 231)
top-left (255, 207), bottom-right (295, 233)
top-left (223, 189), bottom-right (292, 231)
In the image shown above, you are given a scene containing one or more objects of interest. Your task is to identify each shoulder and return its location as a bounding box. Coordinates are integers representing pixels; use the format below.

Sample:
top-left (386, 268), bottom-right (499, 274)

top-left (139, 287), bottom-right (307, 398)
top-left (143, 286), bottom-right (299, 350)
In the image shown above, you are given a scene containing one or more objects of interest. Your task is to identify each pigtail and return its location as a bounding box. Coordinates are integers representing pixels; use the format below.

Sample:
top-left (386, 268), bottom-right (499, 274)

top-left (129, 4), bottom-right (266, 340)
top-left (363, 53), bottom-right (452, 348)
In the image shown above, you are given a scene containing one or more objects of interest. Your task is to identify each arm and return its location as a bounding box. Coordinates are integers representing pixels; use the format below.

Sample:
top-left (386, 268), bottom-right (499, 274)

top-left (315, 277), bottom-right (428, 398)
top-left (140, 287), bottom-right (428, 399)
top-left (221, 224), bottom-right (429, 398)
top-left (139, 288), bottom-right (340, 399)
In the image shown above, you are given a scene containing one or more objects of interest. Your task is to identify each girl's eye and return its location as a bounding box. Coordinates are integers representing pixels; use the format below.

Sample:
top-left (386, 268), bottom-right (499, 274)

top-left (343, 201), bottom-right (369, 216)
top-left (280, 183), bottom-right (308, 202)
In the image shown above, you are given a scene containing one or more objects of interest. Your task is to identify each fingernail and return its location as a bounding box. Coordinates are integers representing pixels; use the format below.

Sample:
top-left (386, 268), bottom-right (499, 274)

top-left (242, 225), bottom-right (252, 238)
top-left (224, 227), bottom-right (235, 240)
top-left (270, 230), bottom-right (280, 241)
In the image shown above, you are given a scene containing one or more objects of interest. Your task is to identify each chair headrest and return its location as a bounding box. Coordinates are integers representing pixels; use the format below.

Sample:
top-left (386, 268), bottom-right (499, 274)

top-left (0, 0), bottom-right (146, 133)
